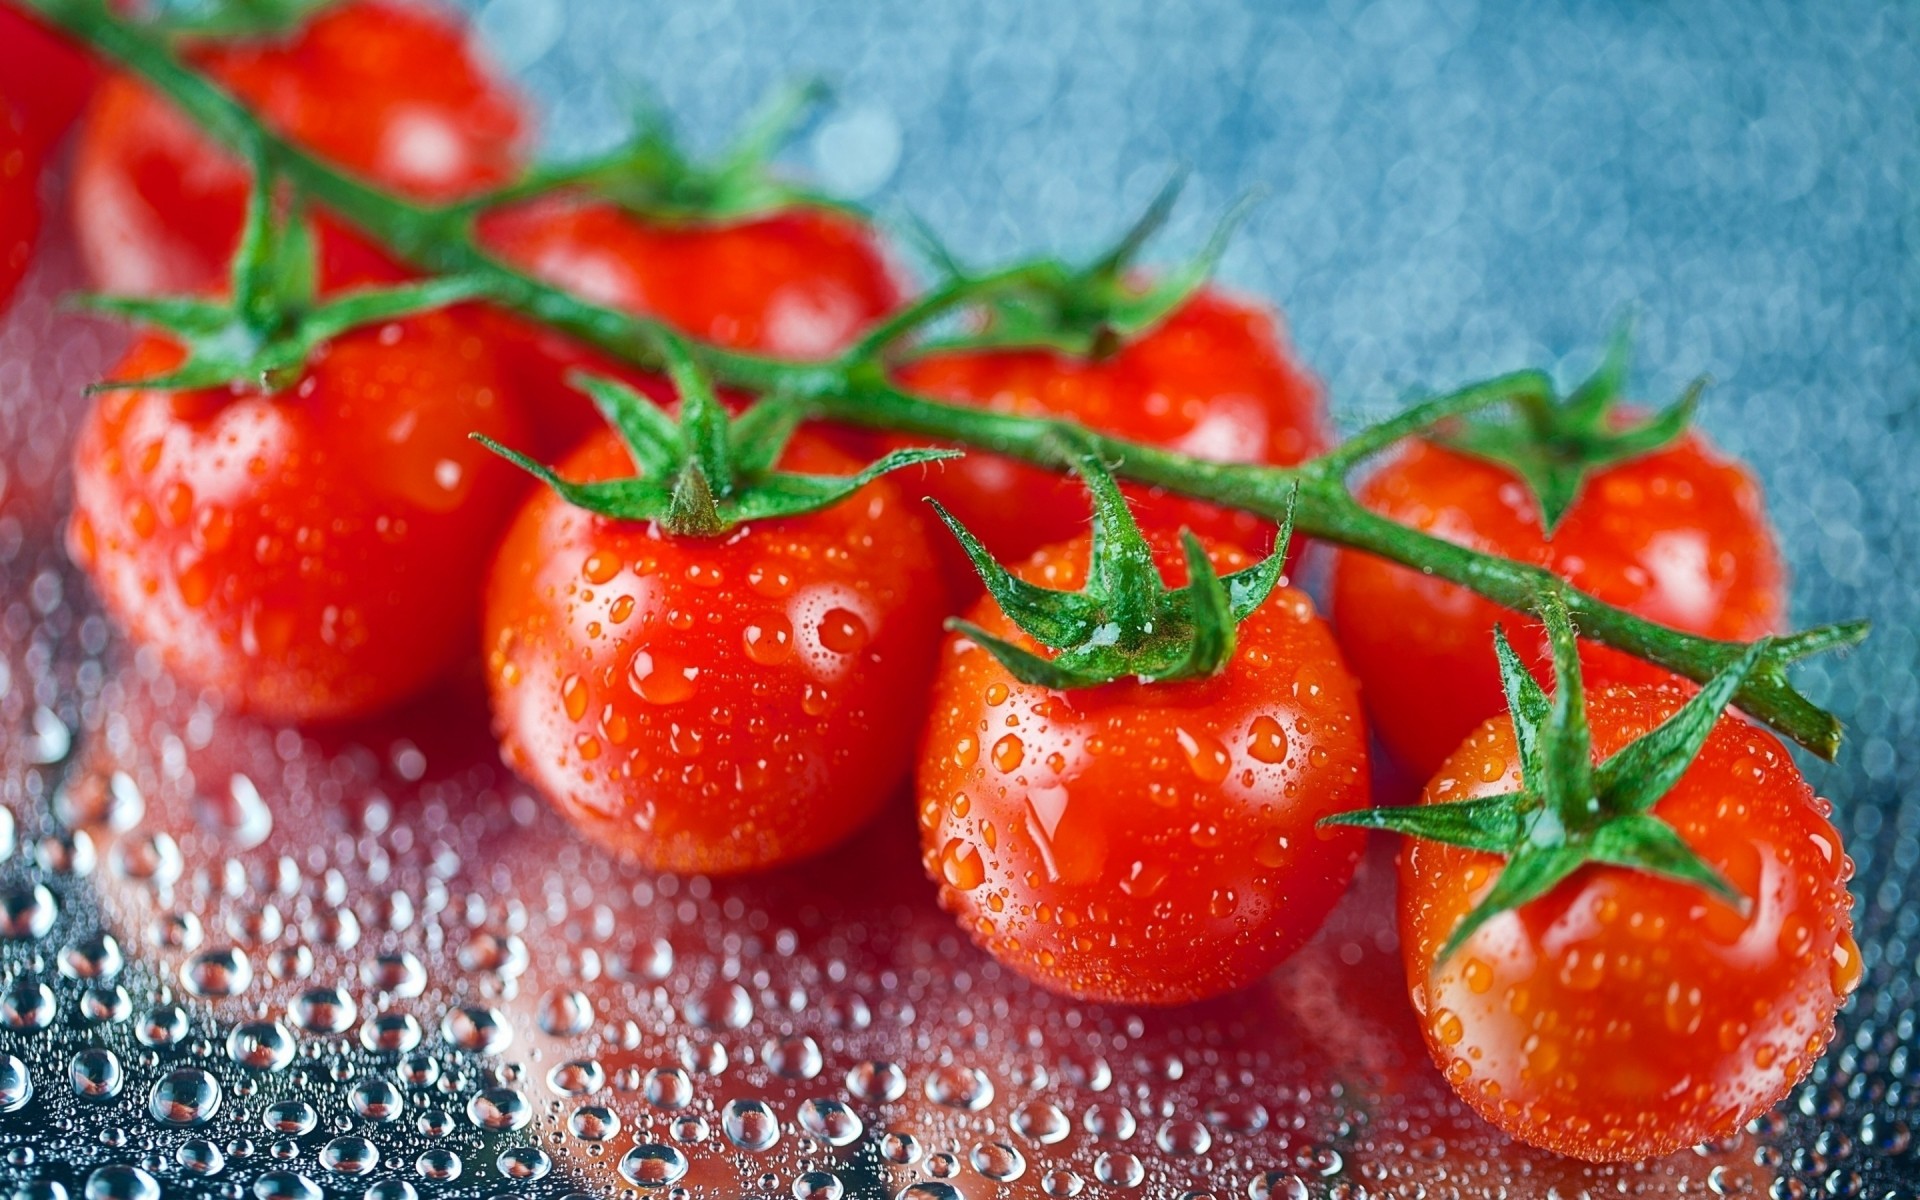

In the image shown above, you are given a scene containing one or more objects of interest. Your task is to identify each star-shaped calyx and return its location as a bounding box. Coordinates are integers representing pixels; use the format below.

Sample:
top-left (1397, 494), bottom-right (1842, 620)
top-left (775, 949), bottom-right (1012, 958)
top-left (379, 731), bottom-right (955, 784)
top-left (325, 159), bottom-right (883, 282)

top-left (903, 170), bottom-right (1260, 362)
top-left (1324, 593), bottom-right (1772, 962)
top-left (473, 333), bottom-right (957, 537)
top-left (935, 438), bottom-right (1294, 688)
top-left (82, 142), bottom-right (488, 396)
top-left (1434, 327), bottom-right (1703, 533)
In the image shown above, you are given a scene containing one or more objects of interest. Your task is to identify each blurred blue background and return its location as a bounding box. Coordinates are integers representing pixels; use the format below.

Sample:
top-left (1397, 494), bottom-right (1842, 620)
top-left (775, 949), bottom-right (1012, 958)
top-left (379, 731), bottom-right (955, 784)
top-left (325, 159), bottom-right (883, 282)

top-left (459, 0), bottom-right (1919, 887)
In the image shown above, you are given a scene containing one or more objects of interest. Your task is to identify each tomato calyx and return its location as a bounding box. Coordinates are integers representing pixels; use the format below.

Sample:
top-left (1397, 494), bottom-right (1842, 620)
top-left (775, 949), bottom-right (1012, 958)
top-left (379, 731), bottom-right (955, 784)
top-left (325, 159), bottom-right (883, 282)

top-left (937, 437), bottom-right (1294, 688)
top-left (140, 0), bottom-right (332, 40)
top-left (475, 333), bottom-right (955, 536)
top-left (896, 172), bottom-right (1256, 364)
top-left (81, 146), bottom-right (487, 395)
top-left (1431, 328), bottom-right (1704, 533)
top-left (1325, 592), bottom-right (1768, 962)
top-left (458, 80), bottom-right (847, 227)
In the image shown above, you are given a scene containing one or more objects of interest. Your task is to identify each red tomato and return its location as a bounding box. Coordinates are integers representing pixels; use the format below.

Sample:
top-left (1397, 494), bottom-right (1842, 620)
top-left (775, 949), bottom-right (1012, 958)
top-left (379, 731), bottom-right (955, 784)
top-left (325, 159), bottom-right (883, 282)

top-left (476, 199), bottom-right (903, 453)
top-left (70, 0), bottom-right (526, 295)
top-left (483, 429), bottom-right (946, 874)
top-left (1, 102), bottom-right (37, 313)
top-left (68, 313), bottom-right (531, 721)
top-left (1330, 433), bottom-right (1783, 777)
top-left (916, 529), bottom-right (1369, 1005)
top-left (0, 3), bottom-right (99, 155)
top-left (1400, 685), bottom-right (1860, 1161)
top-left (890, 290), bottom-right (1327, 592)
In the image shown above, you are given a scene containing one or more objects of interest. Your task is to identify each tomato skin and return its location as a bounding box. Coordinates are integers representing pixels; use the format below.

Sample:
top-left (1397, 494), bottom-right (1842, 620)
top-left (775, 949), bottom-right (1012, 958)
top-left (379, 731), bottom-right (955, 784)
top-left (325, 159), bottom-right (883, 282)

top-left (1, 103), bottom-right (37, 313)
top-left (70, 0), bottom-right (526, 295)
top-left (916, 530), bottom-right (1369, 1006)
top-left (476, 199), bottom-right (904, 454)
top-left (483, 429), bottom-right (946, 874)
top-left (1400, 686), bottom-right (1859, 1162)
top-left (0, 3), bottom-right (99, 155)
top-left (890, 290), bottom-right (1327, 592)
top-left (68, 315), bottom-right (531, 721)
top-left (1330, 433), bottom-right (1784, 777)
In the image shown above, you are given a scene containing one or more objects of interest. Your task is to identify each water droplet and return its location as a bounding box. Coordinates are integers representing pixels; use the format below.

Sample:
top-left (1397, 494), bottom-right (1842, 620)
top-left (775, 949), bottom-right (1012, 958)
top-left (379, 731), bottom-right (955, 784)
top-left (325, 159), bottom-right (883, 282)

top-left (721, 1097), bottom-right (781, 1151)
top-left (497, 1145), bottom-right (552, 1181)
top-left (82, 1166), bottom-right (158, 1200)
top-left (1043, 1168), bottom-right (1086, 1198)
top-left (896, 1184), bottom-right (961, 1200)
top-left (547, 1056), bottom-right (606, 1095)
top-left (684, 980), bottom-right (752, 1030)
top-left (181, 946), bottom-right (253, 998)
top-left (644, 1066), bottom-right (693, 1108)
top-left (0, 1052), bottom-right (32, 1112)
top-left (349, 1077), bottom-right (404, 1122)
top-left (69, 1047), bottom-right (123, 1100)
top-left (924, 1064), bottom-right (994, 1110)
top-left (289, 985), bottom-right (357, 1034)
top-left (414, 1148), bottom-right (462, 1182)
top-left (264, 1099), bottom-right (318, 1135)
top-left (846, 1059), bottom-right (906, 1103)
top-left (252, 1170), bottom-right (321, 1200)
top-left (798, 1097), bottom-right (864, 1146)
top-left (440, 1004), bottom-right (512, 1055)
top-left (969, 1141), bottom-right (1027, 1182)
top-left (1155, 1118), bottom-right (1212, 1156)
top-left (792, 1170), bottom-right (844, 1200)
top-left (3, 978), bottom-right (57, 1030)
top-left (135, 1004), bottom-right (188, 1047)
top-left (537, 987), bottom-right (593, 1036)
top-left (1013, 1099), bottom-right (1071, 1144)
top-left (321, 1136), bottom-right (380, 1176)
top-left (0, 883), bottom-right (57, 940)
top-left (360, 1012), bottom-right (423, 1054)
top-left (227, 1020), bottom-right (295, 1071)
top-left (362, 951), bottom-right (426, 997)
top-left (767, 1034), bottom-right (824, 1080)
top-left (619, 1143), bottom-right (689, 1188)
top-left (177, 1137), bottom-right (225, 1176)
top-left (466, 1086), bottom-right (531, 1131)
top-left (149, 1066), bottom-right (223, 1126)
top-left (1093, 1151), bottom-right (1145, 1188)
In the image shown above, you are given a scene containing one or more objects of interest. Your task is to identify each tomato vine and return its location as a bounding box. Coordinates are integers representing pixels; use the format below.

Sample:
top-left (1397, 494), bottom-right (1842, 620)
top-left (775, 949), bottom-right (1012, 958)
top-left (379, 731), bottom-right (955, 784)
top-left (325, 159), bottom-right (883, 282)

top-left (22, 0), bottom-right (1868, 759)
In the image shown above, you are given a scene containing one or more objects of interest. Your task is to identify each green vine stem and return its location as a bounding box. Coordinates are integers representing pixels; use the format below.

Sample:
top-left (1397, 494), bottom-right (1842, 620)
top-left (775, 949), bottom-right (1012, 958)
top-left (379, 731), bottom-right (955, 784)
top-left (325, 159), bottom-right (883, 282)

top-left (25, 0), bottom-right (1867, 759)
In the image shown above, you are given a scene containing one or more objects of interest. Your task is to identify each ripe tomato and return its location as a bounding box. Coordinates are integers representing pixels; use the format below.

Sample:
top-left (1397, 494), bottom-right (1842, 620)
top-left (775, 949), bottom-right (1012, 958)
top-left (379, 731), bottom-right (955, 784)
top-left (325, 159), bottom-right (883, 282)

top-left (68, 313), bottom-right (531, 721)
top-left (483, 428), bottom-right (945, 874)
top-left (1330, 433), bottom-right (1783, 777)
top-left (476, 199), bottom-right (903, 453)
top-left (1400, 685), bottom-right (1860, 1161)
top-left (1, 102), bottom-right (37, 313)
top-left (917, 529), bottom-right (1369, 1005)
top-left (0, 3), bottom-right (99, 155)
top-left (71, 0), bottom-right (526, 295)
top-left (890, 290), bottom-right (1327, 591)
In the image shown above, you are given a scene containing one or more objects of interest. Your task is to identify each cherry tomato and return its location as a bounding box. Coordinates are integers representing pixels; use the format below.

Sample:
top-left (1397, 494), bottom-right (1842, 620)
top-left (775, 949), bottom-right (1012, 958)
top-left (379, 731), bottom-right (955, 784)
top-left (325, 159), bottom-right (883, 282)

top-left (890, 290), bottom-right (1327, 593)
top-left (1400, 685), bottom-right (1860, 1161)
top-left (483, 429), bottom-right (946, 874)
top-left (0, 3), bottom-right (99, 155)
top-left (1330, 433), bottom-right (1783, 777)
top-left (68, 313), bottom-right (531, 721)
top-left (1, 102), bottom-right (37, 313)
top-left (476, 199), bottom-right (903, 453)
top-left (917, 529), bottom-right (1369, 1005)
top-left (70, 0), bottom-right (526, 295)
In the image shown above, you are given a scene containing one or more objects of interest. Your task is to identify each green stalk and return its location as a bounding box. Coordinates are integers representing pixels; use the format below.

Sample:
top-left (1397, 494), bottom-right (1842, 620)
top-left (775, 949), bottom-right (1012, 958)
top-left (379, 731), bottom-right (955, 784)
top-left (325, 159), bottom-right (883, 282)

top-left (24, 0), bottom-right (1863, 759)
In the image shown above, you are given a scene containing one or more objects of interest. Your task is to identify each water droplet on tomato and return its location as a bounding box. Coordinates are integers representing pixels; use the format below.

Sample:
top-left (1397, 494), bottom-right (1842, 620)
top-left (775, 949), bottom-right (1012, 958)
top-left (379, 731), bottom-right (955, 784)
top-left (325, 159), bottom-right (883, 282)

top-left (582, 550), bottom-right (621, 584)
top-left (992, 734), bottom-right (1025, 773)
top-left (1246, 714), bottom-right (1289, 764)
top-left (743, 617), bottom-right (794, 664)
top-left (1175, 727), bottom-right (1230, 783)
top-left (562, 674), bottom-right (589, 722)
top-left (630, 650), bottom-right (697, 704)
top-left (938, 839), bottom-right (985, 890)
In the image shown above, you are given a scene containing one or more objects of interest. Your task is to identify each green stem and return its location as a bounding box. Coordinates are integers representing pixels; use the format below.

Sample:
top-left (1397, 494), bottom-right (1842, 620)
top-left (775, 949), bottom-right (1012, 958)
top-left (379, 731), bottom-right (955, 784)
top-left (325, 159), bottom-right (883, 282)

top-left (26, 0), bottom-right (1858, 760)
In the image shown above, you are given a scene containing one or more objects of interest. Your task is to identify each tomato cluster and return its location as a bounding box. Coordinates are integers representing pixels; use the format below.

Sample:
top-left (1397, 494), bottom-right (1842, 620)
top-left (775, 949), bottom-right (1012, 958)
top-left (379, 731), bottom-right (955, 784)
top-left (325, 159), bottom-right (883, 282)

top-left (16, 0), bottom-right (1860, 1167)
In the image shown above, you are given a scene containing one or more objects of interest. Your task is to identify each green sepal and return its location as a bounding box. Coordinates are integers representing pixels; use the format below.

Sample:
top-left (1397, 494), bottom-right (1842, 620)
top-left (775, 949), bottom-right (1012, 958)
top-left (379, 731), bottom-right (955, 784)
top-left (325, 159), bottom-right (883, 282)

top-left (85, 146), bottom-right (489, 396)
top-left (465, 79), bottom-right (854, 225)
top-left (476, 358), bottom-right (959, 537)
top-left (144, 0), bottom-right (333, 38)
top-left (934, 440), bottom-right (1294, 689)
top-left (1321, 586), bottom-right (1775, 965)
top-left (1434, 326), bottom-right (1704, 534)
top-left (917, 173), bottom-right (1258, 361)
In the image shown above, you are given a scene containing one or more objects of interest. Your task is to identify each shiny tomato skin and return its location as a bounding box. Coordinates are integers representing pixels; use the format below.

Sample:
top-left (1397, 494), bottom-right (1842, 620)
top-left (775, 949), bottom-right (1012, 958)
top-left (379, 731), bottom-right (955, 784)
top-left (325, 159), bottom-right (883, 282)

top-left (1, 103), bottom-right (37, 312)
top-left (1330, 433), bottom-right (1784, 777)
top-left (71, 0), bottom-right (526, 295)
top-left (917, 530), bottom-right (1369, 1006)
top-left (0, 4), bottom-right (99, 155)
top-left (483, 429), bottom-right (946, 875)
top-left (68, 315), bottom-right (531, 721)
top-left (476, 198), bottom-right (904, 454)
top-left (1401, 686), bottom-right (1860, 1162)
top-left (891, 290), bottom-right (1327, 591)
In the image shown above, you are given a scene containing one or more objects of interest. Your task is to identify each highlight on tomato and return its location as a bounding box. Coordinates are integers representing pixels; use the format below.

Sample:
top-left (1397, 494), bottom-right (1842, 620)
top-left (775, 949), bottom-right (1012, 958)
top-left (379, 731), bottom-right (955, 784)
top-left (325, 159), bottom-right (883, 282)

top-left (68, 169), bottom-right (530, 722)
top-left (1330, 339), bottom-right (1783, 777)
top-left (916, 446), bottom-right (1367, 1005)
top-left (1329, 598), bottom-right (1859, 1161)
top-left (71, 0), bottom-right (526, 296)
top-left (478, 337), bottom-right (952, 875)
